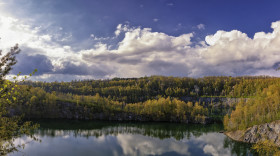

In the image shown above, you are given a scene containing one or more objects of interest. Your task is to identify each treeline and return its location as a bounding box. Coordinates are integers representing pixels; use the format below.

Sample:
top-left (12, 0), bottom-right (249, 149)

top-left (13, 86), bottom-right (210, 123)
top-left (15, 76), bottom-right (280, 126)
top-left (224, 83), bottom-right (280, 131)
top-left (22, 76), bottom-right (279, 103)
top-left (37, 120), bottom-right (223, 141)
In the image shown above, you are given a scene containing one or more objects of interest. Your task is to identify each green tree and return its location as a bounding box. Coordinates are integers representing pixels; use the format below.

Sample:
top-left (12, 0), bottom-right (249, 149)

top-left (252, 140), bottom-right (280, 156)
top-left (0, 45), bottom-right (38, 155)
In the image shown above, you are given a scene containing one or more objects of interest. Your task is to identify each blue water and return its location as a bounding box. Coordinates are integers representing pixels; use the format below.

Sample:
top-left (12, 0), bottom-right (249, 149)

top-left (9, 120), bottom-right (254, 156)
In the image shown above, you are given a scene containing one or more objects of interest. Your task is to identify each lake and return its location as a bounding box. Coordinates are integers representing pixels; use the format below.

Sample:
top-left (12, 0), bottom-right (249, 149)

top-left (9, 120), bottom-right (255, 156)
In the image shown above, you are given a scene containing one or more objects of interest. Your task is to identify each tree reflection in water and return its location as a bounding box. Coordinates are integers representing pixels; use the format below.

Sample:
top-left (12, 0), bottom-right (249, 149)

top-left (10, 120), bottom-right (255, 156)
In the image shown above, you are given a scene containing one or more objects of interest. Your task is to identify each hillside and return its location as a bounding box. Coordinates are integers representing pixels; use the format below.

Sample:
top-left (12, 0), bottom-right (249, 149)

top-left (7, 76), bottom-right (278, 125)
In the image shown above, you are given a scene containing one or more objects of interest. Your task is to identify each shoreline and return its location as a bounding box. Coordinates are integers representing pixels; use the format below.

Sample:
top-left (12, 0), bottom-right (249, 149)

top-left (224, 120), bottom-right (280, 146)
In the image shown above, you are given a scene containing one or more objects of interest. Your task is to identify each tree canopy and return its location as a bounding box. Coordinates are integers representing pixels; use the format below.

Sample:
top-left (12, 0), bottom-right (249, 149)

top-left (0, 45), bottom-right (38, 155)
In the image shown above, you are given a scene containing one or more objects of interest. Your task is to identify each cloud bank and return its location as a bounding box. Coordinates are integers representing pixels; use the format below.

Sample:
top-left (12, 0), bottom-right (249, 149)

top-left (1, 12), bottom-right (280, 81)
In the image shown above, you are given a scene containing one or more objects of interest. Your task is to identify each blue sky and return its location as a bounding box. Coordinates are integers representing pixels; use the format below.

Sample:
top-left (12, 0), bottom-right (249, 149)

top-left (0, 0), bottom-right (280, 81)
top-left (6, 0), bottom-right (279, 40)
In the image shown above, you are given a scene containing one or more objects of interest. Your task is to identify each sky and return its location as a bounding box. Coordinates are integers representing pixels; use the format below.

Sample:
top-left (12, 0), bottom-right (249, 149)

top-left (0, 0), bottom-right (280, 81)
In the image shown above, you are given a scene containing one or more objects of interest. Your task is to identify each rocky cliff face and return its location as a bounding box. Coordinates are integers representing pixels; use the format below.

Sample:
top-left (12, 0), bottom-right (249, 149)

top-left (226, 120), bottom-right (280, 146)
top-left (181, 97), bottom-right (247, 107)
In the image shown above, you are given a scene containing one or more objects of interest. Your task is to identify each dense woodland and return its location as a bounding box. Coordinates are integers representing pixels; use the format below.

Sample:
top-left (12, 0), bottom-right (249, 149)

top-left (10, 75), bottom-right (280, 125)
top-left (22, 75), bottom-right (278, 102)
top-left (224, 83), bottom-right (280, 131)
top-left (13, 85), bottom-right (209, 123)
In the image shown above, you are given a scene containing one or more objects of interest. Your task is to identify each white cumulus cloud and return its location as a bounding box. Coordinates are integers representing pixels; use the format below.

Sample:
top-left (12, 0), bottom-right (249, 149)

top-left (1, 9), bottom-right (280, 81)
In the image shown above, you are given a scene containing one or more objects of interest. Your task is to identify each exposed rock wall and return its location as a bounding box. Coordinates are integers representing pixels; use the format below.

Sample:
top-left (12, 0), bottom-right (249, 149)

top-left (181, 97), bottom-right (248, 107)
top-left (226, 120), bottom-right (280, 146)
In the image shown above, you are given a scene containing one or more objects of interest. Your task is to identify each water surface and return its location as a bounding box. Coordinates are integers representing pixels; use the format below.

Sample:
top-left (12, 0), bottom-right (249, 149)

top-left (10, 120), bottom-right (254, 156)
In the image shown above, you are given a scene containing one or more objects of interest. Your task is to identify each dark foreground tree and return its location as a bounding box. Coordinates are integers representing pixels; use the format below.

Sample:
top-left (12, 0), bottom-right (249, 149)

top-left (0, 44), bottom-right (38, 155)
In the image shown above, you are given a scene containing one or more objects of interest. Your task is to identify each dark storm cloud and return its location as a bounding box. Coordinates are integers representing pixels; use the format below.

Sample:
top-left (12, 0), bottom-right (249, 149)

top-left (146, 60), bottom-right (190, 77)
top-left (12, 53), bottom-right (54, 75)
top-left (54, 62), bottom-right (113, 77)
top-left (117, 57), bottom-right (142, 65)
top-left (83, 52), bottom-right (143, 65)
top-left (83, 53), bottom-right (119, 62)
top-left (273, 62), bottom-right (280, 70)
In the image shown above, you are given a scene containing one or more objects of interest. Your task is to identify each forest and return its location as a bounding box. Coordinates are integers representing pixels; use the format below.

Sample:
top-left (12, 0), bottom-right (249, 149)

top-left (224, 83), bottom-right (280, 131)
top-left (7, 75), bottom-right (280, 126)
top-left (22, 75), bottom-right (278, 102)
top-left (3, 73), bottom-right (280, 155)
